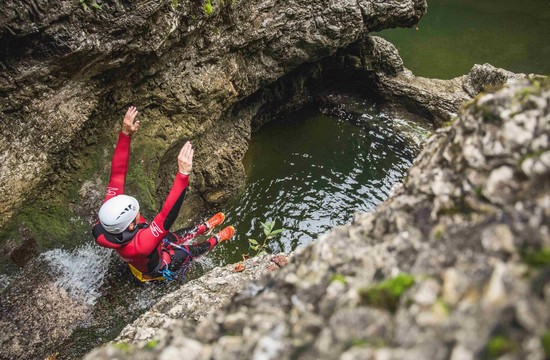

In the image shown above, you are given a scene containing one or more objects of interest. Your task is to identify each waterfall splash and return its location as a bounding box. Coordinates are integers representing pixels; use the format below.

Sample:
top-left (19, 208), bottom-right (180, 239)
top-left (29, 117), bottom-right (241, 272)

top-left (42, 242), bottom-right (112, 306)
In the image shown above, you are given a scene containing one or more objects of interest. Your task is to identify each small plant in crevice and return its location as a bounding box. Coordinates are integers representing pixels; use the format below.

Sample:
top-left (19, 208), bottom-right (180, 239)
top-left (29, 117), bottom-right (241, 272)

top-left (171, 0), bottom-right (181, 10)
top-left (204, 0), bottom-right (214, 15)
top-left (522, 247), bottom-right (550, 268)
top-left (80, 0), bottom-right (102, 11)
top-left (248, 220), bottom-right (284, 257)
top-left (484, 335), bottom-right (519, 360)
top-left (203, 0), bottom-right (235, 16)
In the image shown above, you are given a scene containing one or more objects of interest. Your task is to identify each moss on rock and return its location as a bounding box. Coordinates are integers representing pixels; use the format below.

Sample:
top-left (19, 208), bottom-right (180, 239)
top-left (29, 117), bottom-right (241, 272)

top-left (522, 247), bottom-right (550, 268)
top-left (484, 335), bottom-right (519, 360)
top-left (542, 330), bottom-right (550, 358)
top-left (358, 273), bottom-right (415, 312)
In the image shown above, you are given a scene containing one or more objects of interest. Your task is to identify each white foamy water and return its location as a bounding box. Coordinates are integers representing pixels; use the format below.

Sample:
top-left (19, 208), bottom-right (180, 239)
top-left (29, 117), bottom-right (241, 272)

top-left (0, 274), bottom-right (11, 293)
top-left (42, 243), bottom-right (112, 305)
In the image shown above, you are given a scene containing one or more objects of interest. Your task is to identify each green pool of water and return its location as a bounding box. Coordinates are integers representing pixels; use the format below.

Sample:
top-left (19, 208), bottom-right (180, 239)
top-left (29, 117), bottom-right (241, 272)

top-left (210, 100), bottom-right (424, 265)
top-left (378, 0), bottom-right (550, 79)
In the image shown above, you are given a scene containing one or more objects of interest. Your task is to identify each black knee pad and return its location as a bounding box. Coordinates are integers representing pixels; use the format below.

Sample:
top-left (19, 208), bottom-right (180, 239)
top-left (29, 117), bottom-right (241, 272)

top-left (167, 247), bottom-right (192, 272)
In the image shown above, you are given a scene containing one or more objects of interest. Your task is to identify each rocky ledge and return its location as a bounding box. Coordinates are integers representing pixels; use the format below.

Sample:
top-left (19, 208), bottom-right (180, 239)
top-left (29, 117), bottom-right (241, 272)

top-left (361, 36), bottom-right (536, 125)
top-left (86, 80), bottom-right (550, 359)
top-left (114, 253), bottom-right (293, 346)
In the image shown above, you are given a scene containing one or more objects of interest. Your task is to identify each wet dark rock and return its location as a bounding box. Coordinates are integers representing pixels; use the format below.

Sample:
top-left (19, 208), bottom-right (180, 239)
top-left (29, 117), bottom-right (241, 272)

top-left (86, 80), bottom-right (550, 359)
top-left (4, 227), bottom-right (39, 267)
top-left (0, 251), bottom-right (292, 360)
top-left (0, 267), bottom-right (89, 360)
top-left (362, 36), bottom-right (404, 76)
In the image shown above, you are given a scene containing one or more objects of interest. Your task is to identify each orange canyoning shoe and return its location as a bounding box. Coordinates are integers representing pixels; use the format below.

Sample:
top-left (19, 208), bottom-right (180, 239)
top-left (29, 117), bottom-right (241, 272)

top-left (205, 212), bottom-right (225, 230)
top-left (216, 226), bottom-right (235, 243)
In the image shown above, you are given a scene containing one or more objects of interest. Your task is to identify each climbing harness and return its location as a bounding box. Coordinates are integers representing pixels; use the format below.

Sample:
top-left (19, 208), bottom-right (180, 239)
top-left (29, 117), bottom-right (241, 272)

top-left (160, 238), bottom-right (194, 282)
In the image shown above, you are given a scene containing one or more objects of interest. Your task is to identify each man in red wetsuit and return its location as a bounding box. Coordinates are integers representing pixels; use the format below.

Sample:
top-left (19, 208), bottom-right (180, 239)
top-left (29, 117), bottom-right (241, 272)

top-left (93, 106), bottom-right (235, 281)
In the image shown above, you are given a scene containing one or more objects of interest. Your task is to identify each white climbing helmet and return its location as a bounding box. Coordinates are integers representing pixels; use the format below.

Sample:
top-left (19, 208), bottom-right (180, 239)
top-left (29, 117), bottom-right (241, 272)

top-left (98, 195), bottom-right (140, 234)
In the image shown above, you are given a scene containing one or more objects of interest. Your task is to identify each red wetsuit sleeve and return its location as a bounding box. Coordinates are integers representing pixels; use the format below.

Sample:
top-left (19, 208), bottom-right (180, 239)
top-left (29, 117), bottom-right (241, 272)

top-left (103, 132), bottom-right (131, 203)
top-left (133, 173), bottom-right (189, 256)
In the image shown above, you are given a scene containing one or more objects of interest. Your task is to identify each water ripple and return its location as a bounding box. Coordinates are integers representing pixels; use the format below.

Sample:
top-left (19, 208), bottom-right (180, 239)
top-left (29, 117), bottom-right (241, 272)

top-left (214, 105), bottom-right (427, 265)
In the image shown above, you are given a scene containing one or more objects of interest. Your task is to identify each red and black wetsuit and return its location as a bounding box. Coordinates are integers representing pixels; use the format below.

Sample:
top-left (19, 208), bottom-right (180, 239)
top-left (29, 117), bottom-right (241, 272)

top-left (92, 132), bottom-right (217, 276)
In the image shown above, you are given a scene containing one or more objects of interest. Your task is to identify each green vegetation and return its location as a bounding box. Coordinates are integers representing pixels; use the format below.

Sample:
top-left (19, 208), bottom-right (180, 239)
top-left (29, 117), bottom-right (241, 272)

top-left (248, 220), bottom-right (284, 256)
top-left (113, 342), bottom-right (131, 353)
top-left (204, 0), bottom-right (213, 15)
top-left (522, 247), bottom-right (550, 268)
top-left (439, 199), bottom-right (475, 217)
top-left (474, 187), bottom-right (490, 202)
top-left (542, 330), bottom-right (550, 358)
top-left (0, 126), bottom-right (167, 273)
top-left (0, 185), bottom-right (94, 263)
top-left (441, 118), bottom-right (457, 128)
top-left (1, 126), bottom-right (109, 257)
top-left (348, 338), bottom-right (389, 349)
top-left (432, 224), bottom-right (445, 241)
top-left (202, 0), bottom-right (236, 16)
top-left (485, 335), bottom-right (519, 359)
top-left (80, 0), bottom-right (102, 11)
top-left (146, 339), bottom-right (159, 349)
top-left (358, 273), bottom-right (415, 313)
top-left (350, 339), bottom-right (369, 347)
top-left (125, 136), bottom-right (166, 218)
top-left (514, 80), bottom-right (543, 102)
top-left (16, 202), bottom-right (78, 242)
top-left (330, 274), bottom-right (347, 284)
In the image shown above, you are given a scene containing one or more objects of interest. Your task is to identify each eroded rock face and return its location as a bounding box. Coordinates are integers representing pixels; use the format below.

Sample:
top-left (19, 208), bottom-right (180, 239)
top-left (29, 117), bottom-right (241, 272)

top-left (0, 0), bottom-right (427, 229)
top-left (86, 80), bottom-right (550, 359)
top-left (114, 253), bottom-right (293, 346)
top-left (364, 36), bottom-right (539, 125)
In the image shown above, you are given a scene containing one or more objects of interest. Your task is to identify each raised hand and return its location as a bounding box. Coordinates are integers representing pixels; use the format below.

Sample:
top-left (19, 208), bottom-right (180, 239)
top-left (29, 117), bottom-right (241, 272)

top-left (178, 141), bottom-right (194, 175)
top-left (122, 106), bottom-right (140, 135)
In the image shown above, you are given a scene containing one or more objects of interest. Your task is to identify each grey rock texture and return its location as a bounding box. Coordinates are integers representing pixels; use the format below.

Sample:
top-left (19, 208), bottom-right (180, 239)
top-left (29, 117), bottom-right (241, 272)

top-left (462, 63), bottom-right (525, 97)
top-left (0, 0), bottom-right (427, 229)
top-left (86, 80), bottom-right (550, 359)
top-left (114, 253), bottom-right (293, 346)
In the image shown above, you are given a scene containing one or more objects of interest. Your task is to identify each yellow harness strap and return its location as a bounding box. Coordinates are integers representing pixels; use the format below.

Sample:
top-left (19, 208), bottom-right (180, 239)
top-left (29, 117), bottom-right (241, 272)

top-left (128, 263), bottom-right (165, 282)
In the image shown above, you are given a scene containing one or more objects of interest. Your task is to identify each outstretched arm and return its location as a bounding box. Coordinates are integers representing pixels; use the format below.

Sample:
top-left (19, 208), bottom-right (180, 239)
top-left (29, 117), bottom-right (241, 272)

top-left (103, 106), bottom-right (140, 203)
top-left (134, 141), bottom-right (194, 255)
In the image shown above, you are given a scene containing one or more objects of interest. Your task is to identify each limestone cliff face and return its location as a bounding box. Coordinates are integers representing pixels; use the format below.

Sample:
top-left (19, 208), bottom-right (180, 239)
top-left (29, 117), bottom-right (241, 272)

top-left (0, 0), bottom-right (427, 229)
top-left (86, 80), bottom-right (550, 359)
